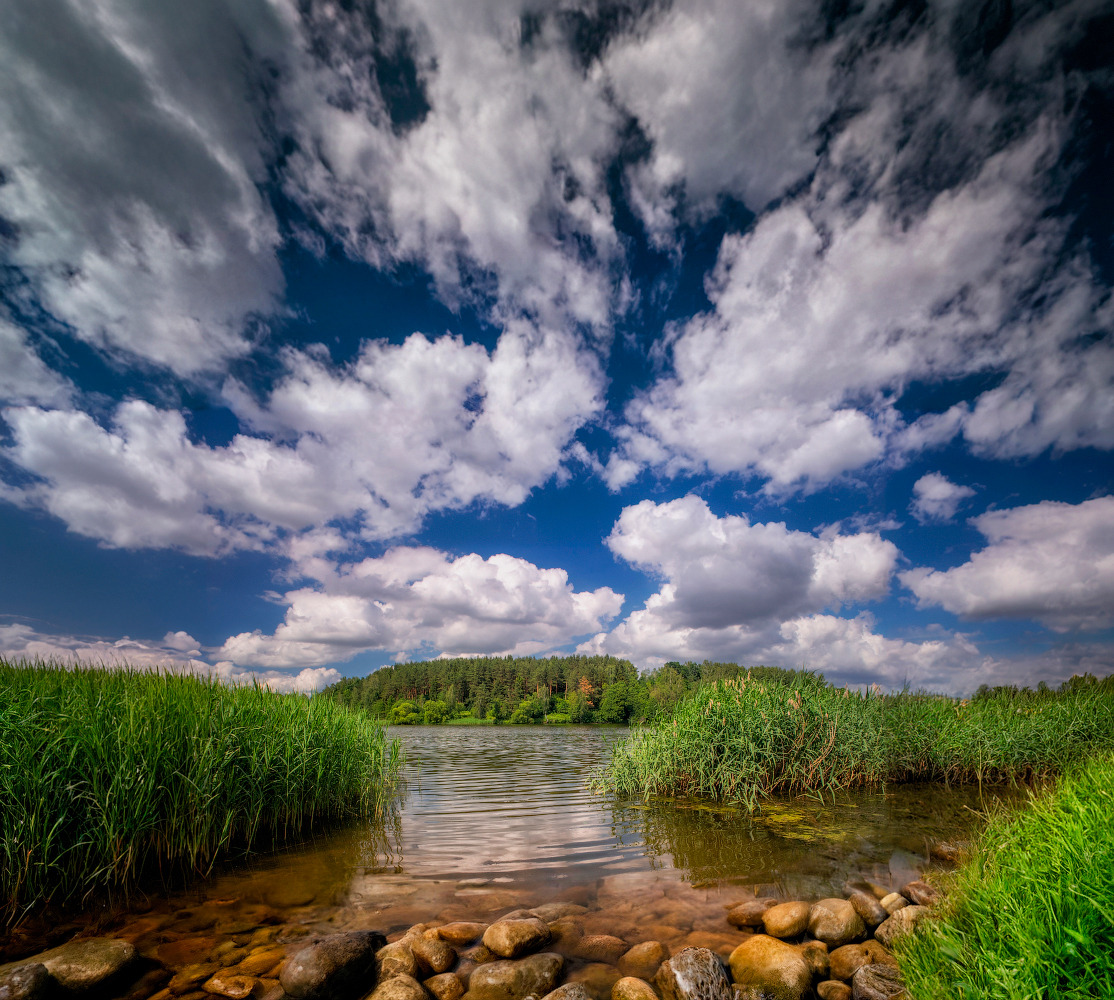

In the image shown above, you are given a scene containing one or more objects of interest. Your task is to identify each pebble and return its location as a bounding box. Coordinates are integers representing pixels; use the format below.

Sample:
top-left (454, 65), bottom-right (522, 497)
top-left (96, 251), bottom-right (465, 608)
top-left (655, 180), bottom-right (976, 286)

top-left (424, 973), bottom-right (465, 1000)
top-left (610, 978), bottom-right (657, 1000)
top-left (760, 902), bottom-right (810, 939)
top-left (482, 921), bottom-right (551, 960)
top-left (617, 941), bottom-right (667, 981)
top-left (728, 935), bottom-right (811, 1000)
top-left (808, 900), bottom-right (865, 949)
top-left (725, 899), bottom-right (776, 929)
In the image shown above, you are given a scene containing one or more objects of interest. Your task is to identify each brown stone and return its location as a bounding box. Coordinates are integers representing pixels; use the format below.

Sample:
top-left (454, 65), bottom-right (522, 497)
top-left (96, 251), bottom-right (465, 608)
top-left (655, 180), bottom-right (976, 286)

top-left (808, 900), bottom-right (865, 949)
top-left (725, 899), bottom-right (777, 930)
top-left (566, 964), bottom-right (621, 1000)
top-left (760, 903), bottom-right (810, 940)
top-left (239, 951), bottom-right (288, 977)
top-left (654, 948), bottom-right (732, 1000)
top-left (618, 942), bottom-right (668, 981)
top-left (546, 919), bottom-right (584, 952)
top-left (872, 907), bottom-right (929, 949)
top-left (530, 904), bottom-right (587, 923)
top-left (847, 892), bottom-right (886, 929)
top-left (817, 983), bottom-right (852, 1000)
top-left (611, 978), bottom-right (657, 1000)
top-left (170, 965), bottom-right (222, 994)
top-left (436, 926), bottom-right (487, 948)
top-left (878, 895), bottom-right (907, 917)
top-left (253, 979), bottom-right (285, 1000)
top-left (160, 939), bottom-right (222, 968)
top-left (411, 939), bottom-right (456, 976)
top-left (727, 936), bottom-right (810, 1000)
top-left (540, 986), bottom-right (593, 1000)
top-left (203, 974), bottom-right (257, 999)
top-left (21, 938), bottom-right (138, 991)
top-left (481, 921), bottom-right (551, 960)
top-left (851, 964), bottom-right (908, 1000)
top-left (828, 945), bottom-right (870, 983)
top-left (463, 954), bottom-right (563, 1000)
top-left (799, 940), bottom-right (829, 979)
top-left (860, 942), bottom-right (896, 968)
top-left (367, 975), bottom-right (429, 1000)
top-left (378, 943), bottom-right (420, 981)
top-left (460, 947), bottom-right (496, 967)
top-left (0, 964), bottom-right (50, 1000)
top-left (574, 937), bottom-right (627, 965)
top-left (423, 974), bottom-right (464, 1000)
top-left (280, 931), bottom-right (385, 1000)
top-left (899, 882), bottom-right (939, 908)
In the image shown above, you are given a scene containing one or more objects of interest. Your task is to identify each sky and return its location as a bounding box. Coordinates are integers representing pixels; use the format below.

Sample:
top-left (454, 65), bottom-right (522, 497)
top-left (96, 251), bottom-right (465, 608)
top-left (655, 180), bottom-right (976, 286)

top-left (1, 0), bottom-right (1112, 695)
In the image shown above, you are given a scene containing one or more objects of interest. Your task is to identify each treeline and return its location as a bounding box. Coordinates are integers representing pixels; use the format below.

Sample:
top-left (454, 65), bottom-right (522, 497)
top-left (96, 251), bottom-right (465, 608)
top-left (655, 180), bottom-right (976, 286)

top-left (319, 656), bottom-right (816, 725)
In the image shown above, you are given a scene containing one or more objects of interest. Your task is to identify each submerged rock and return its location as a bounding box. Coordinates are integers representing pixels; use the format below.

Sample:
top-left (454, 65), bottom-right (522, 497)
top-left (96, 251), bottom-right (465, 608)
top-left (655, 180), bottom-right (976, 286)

top-left (529, 905), bottom-right (586, 923)
top-left (846, 892), bottom-right (886, 929)
top-left (24, 937), bottom-right (137, 991)
top-left (482, 922), bottom-right (551, 960)
top-left (817, 982), bottom-right (852, 1000)
top-left (725, 899), bottom-right (776, 930)
top-left (654, 947), bottom-right (733, 1000)
top-left (367, 974), bottom-right (429, 1000)
top-left (566, 964), bottom-right (621, 1000)
top-left (798, 940), bottom-right (828, 980)
top-left (872, 907), bottom-right (929, 949)
top-left (761, 903), bottom-right (810, 940)
top-left (610, 978), bottom-right (657, 1000)
top-left (280, 931), bottom-right (385, 1000)
top-left (573, 937), bottom-right (626, 965)
top-left (411, 938), bottom-right (456, 976)
top-left (728, 936), bottom-right (811, 1000)
top-left (808, 900), bottom-right (865, 949)
top-left (0, 963), bottom-right (50, 1000)
top-left (539, 985), bottom-right (592, 1000)
top-left (423, 974), bottom-right (464, 1000)
top-left (435, 926), bottom-right (487, 948)
top-left (463, 953), bottom-right (563, 1000)
top-left (201, 972), bottom-right (256, 999)
top-left (618, 941), bottom-right (667, 981)
top-left (851, 964), bottom-right (908, 1000)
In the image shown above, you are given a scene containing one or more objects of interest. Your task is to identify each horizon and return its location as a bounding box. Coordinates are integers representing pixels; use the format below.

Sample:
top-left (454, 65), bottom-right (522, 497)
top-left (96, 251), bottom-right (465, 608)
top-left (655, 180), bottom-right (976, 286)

top-left (1, 0), bottom-right (1112, 695)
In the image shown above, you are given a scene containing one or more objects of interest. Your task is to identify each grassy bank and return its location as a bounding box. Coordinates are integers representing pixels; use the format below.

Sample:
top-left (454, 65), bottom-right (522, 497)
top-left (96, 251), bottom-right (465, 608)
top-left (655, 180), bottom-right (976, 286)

top-left (596, 671), bottom-right (1114, 807)
top-left (896, 755), bottom-right (1114, 998)
top-left (1, 660), bottom-right (400, 920)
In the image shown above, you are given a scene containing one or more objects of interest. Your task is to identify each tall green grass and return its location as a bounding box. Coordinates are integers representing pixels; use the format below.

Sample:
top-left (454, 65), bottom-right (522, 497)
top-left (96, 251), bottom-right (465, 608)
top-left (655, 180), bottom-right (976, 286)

top-left (596, 672), bottom-right (1114, 808)
top-left (0, 659), bottom-right (400, 919)
top-left (895, 755), bottom-right (1114, 999)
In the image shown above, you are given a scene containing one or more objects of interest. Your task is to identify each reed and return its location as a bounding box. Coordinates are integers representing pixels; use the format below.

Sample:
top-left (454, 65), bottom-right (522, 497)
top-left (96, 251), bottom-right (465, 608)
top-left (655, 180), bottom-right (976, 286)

top-left (0, 659), bottom-right (399, 920)
top-left (595, 672), bottom-right (1114, 806)
top-left (895, 755), bottom-right (1114, 998)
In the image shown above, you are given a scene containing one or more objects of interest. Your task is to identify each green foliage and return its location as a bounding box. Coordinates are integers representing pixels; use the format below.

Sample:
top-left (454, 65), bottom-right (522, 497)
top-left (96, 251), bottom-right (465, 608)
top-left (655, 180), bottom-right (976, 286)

top-left (598, 681), bottom-right (632, 723)
top-left (390, 700), bottom-right (422, 725)
top-left (544, 713), bottom-right (571, 725)
top-left (597, 671), bottom-right (1114, 808)
top-left (0, 659), bottom-right (399, 919)
top-left (421, 699), bottom-right (449, 724)
top-left (896, 755), bottom-right (1114, 999)
top-left (509, 696), bottom-right (546, 724)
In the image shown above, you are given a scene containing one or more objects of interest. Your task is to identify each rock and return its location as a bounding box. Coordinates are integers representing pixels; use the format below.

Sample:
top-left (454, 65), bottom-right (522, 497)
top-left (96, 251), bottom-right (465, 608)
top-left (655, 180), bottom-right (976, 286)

top-left (851, 965), bottom-right (908, 1000)
top-left (120, 968), bottom-right (172, 1000)
top-left (255, 980), bottom-right (285, 1000)
top-left (872, 908), bottom-right (929, 949)
top-left (280, 931), bottom-right (385, 1000)
top-left (565, 964), bottom-right (621, 1000)
top-left (927, 841), bottom-right (961, 864)
top-left (482, 922), bottom-right (551, 960)
top-left (368, 975), bottom-right (429, 1000)
top-left (424, 974), bottom-right (464, 1000)
top-left (463, 954), bottom-right (563, 1000)
top-left (817, 983), bottom-right (852, 1000)
top-left (760, 903), bottom-right (810, 940)
top-left (654, 948), bottom-right (732, 1000)
top-left (546, 920), bottom-right (583, 952)
top-left (618, 942), bottom-right (668, 981)
top-left (159, 939), bottom-right (222, 968)
top-left (530, 905), bottom-right (586, 923)
top-left (799, 940), bottom-right (828, 980)
top-left (202, 973), bottom-right (257, 999)
top-left (0, 964), bottom-right (50, 1000)
top-left (610, 978), bottom-right (657, 1000)
top-left (828, 945), bottom-right (871, 983)
top-left (725, 899), bottom-right (777, 930)
top-left (808, 900), bottom-right (865, 949)
top-left (540, 986), bottom-right (593, 1000)
top-left (26, 937), bottom-right (138, 991)
top-left (411, 939), bottom-right (456, 976)
top-left (878, 895), bottom-right (907, 917)
top-left (860, 942), bottom-right (896, 969)
top-left (574, 937), bottom-right (627, 965)
top-left (727, 936), bottom-right (810, 1000)
top-left (378, 944), bottom-right (420, 981)
top-left (461, 947), bottom-right (496, 967)
top-left (238, 950), bottom-right (287, 977)
top-left (899, 882), bottom-right (939, 908)
top-left (846, 892), bottom-right (886, 929)
top-left (436, 926), bottom-right (487, 947)
top-left (678, 934), bottom-right (735, 961)
top-left (170, 965), bottom-right (222, 994)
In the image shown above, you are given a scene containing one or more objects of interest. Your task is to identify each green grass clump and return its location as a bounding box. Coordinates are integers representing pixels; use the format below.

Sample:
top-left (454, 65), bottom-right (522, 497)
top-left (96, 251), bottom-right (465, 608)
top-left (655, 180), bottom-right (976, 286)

top-left (1, 659), bottom-right (400, 919)
top-left (896, 755), bottom-right (1114, 999)
top-left (596, 672), bottom-right (1114, 807)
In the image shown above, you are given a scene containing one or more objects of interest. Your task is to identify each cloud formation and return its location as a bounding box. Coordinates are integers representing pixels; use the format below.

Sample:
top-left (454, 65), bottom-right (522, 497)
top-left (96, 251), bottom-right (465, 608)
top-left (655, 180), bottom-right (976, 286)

top-left (910, 472), bottom-right (976, 524)
top-left (903, 496), bottom-right (1114, 632)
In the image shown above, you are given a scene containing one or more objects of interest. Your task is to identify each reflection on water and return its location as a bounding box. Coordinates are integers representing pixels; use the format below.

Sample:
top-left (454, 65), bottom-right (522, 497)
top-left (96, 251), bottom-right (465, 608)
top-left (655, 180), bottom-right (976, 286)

top-left (8, 724), bottom-right (1028, 964)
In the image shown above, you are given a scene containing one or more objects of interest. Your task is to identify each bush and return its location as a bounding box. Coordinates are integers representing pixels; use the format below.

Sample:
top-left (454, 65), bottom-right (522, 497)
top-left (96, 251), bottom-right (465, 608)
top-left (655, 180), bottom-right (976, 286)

top-left (422, 699), bottom-right (449, 724)
top-left (390, 700), bottom-right (422, 724)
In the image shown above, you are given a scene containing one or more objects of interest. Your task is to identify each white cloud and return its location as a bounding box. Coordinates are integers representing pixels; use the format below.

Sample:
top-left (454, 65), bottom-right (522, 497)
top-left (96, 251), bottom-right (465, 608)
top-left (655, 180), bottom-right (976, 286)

top-left (3, 324), bottom-right (603, 553)
top-left (0, 318), bottom-right (72, 406)
top-left (910, 472), bottom-right (976, 523)
top-left (0, 0), bottom-right (289, 374)
top-left (218, 544), bottom-right (624, 668)
top-left (902, 496), bottom-right (1114, 632)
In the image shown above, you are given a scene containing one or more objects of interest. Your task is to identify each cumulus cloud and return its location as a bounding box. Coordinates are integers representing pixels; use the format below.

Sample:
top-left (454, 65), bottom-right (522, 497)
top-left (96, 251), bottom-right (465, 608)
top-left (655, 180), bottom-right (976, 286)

top-left (218, 543), bottom-right (624, 668)
top-left (910, 472), bottom-right (976, 523)
top-left (902, 496), bottom-right (1114, 631)
top-left (2, 325), bottom-right (603, 553)
top-left (0, 318), bottom-right (72, 406)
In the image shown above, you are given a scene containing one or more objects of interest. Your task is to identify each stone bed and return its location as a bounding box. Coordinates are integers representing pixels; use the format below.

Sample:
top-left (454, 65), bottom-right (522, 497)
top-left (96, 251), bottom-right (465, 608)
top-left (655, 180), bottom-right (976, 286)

top-left (0, 880), bottom-right (942, 1000)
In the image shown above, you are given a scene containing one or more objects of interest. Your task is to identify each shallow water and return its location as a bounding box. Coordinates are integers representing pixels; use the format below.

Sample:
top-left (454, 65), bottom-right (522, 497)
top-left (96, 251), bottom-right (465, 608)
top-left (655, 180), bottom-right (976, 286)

top-left (5, 724), bottom-right (1026, 976)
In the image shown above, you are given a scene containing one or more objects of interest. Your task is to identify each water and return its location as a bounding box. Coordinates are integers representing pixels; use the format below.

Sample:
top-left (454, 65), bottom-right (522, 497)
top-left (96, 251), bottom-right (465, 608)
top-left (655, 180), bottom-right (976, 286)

top-left (4, 725), bottom-right (1023, 974)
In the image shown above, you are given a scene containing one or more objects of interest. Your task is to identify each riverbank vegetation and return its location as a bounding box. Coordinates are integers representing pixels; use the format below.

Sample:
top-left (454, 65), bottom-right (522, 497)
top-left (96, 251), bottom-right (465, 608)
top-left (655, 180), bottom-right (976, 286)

top-left (896, 754), bottom-right (1114, 998)
top-left (321, 654), bottom-right (798, 724)
top-left (0, 660), bottom-right (399, 920)
top-left (597, 669), bottom-right (1114, 807)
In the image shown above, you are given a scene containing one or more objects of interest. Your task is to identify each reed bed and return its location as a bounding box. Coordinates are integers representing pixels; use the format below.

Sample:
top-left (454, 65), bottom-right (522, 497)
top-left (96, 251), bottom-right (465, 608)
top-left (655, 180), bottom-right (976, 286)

top-left (895, 755), bottom-right (1114, 998)
top-left (0, 659), bottom-right (400, 919)
top-left (595, 672), bottom-right (1114, 808)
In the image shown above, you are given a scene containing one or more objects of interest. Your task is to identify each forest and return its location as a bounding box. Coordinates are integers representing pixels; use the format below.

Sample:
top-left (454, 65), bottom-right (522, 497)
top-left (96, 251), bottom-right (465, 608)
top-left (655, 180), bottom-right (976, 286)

top-left (318, 655), bottom-right (818, 724)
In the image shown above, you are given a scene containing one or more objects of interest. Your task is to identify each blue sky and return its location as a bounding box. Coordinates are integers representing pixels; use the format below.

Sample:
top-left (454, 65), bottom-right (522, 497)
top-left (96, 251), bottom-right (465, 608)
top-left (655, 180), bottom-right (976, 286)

top-left (1, 0), bottom-right (1112, 693)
